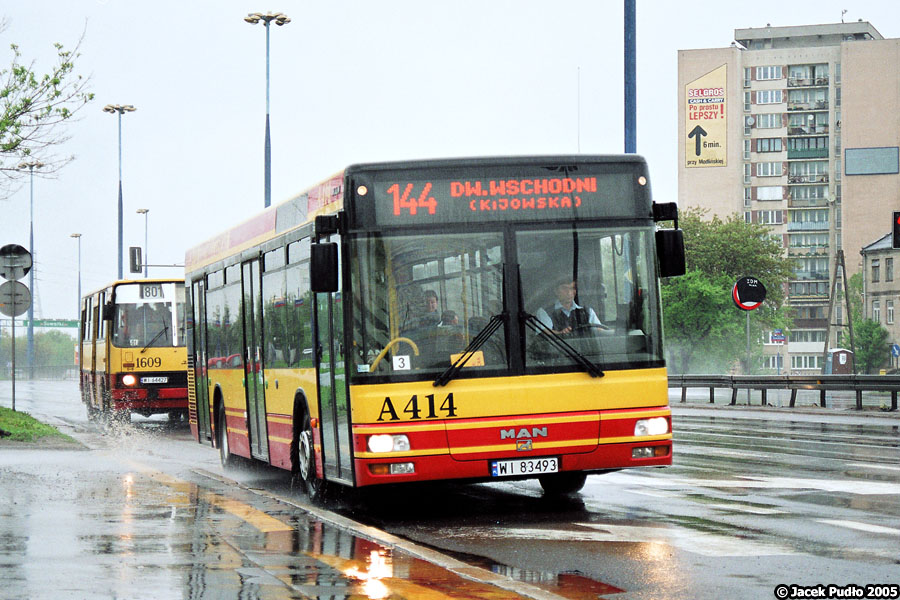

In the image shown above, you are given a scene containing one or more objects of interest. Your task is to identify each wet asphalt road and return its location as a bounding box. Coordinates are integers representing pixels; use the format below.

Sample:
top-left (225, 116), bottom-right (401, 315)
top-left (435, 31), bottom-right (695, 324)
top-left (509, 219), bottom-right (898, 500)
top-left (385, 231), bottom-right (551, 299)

top-left (1, 379), bottom-right (898, 600)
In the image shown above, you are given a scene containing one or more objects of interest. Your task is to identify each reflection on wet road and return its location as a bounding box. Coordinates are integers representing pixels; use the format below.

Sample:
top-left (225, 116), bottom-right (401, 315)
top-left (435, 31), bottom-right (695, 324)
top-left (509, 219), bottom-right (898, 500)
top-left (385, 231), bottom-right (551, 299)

top-left (0, 446), bottom-right (558, 599)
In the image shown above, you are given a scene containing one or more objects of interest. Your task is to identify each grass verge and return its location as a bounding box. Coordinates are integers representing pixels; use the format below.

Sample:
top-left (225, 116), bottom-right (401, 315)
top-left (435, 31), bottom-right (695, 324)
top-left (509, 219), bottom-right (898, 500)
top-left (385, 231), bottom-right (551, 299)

top-left (0, 406), bottom-right (77, 443)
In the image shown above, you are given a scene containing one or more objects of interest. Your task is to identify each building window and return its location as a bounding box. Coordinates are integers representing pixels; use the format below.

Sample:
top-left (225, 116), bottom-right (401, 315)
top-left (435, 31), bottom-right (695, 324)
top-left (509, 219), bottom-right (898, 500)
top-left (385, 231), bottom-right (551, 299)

top-left (744, 212), bottom-right (751, 224)
top-left (757, 138), bottom-right (783, 153)
top-left (791, 355), bottom-right (821, 370)
top-left (744, 91), bottom-right (751, 112)
top-left (756, 162), bottom-right (782, 177)
top-left (887, 258), bottom-right (894, 282)
top-left (744, 139), bottom-right (751, 160)
top-left (757, 210), bottom-right (783, 225)
top-left (756, 90), bottom-right (784, 104)
top-left (872, 259), bottom-right (880, 283)
top-left (757, 186), bottom-right (784, 201)
top-left (744, 163), bottom-right (751, 185)
top-left (873, 300), bottom-right (881, 323)
top-left (756, 66), bottom-right (782, 80)
top-left (744, 67), bottom-right (752, 87)
top-left (756, 113), bottom-right (781, 129)
top-left (888, 300), bottom-right (895, 325)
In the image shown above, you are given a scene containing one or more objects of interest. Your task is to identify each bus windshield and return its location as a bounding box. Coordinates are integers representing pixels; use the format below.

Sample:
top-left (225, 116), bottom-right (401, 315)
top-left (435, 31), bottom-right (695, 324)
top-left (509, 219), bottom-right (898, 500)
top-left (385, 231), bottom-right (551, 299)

top-left (350, 225), bottom-right (662, 379)
top-left (111, 282), bottom-right (186, 348)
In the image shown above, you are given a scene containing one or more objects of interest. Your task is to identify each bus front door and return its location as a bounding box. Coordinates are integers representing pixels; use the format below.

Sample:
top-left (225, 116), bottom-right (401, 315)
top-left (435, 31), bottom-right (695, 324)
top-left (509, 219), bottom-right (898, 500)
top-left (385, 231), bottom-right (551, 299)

top-left (242, 259), bottom-right (269, 461)
top-left (315, 278), bottom-right (353, 484)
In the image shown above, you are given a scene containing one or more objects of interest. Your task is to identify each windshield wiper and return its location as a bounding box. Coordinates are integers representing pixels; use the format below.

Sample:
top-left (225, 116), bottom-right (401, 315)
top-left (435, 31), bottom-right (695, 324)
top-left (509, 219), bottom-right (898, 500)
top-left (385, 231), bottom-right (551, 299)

top-left (523, 313), bottom-right (604, 378)
top-left (433, 312), bottom-right (506, 387)
top-left (141, 323), bottom-right (169, 353)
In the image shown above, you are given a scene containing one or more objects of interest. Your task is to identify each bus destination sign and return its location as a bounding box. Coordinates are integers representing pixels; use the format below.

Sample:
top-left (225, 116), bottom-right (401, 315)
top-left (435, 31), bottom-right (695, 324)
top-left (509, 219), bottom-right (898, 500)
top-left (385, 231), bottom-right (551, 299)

top-left (366, 170), bottom-right (641, 226)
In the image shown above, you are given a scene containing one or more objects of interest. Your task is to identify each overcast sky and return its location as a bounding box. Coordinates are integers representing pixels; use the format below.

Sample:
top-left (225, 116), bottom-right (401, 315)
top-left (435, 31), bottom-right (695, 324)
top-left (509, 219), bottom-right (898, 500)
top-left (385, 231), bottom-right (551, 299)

top-left (2, 0), bottom-right (899, 325)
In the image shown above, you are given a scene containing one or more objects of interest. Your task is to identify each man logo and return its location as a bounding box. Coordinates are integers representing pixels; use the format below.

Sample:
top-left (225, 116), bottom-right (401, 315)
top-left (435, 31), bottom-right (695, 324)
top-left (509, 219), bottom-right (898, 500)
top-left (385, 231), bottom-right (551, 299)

top-left (500, 427), bottom-right (548, 440)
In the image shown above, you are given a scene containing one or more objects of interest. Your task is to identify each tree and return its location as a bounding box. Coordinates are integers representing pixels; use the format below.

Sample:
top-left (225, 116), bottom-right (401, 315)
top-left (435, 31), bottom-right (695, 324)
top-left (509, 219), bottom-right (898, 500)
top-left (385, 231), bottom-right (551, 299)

top-left (662, 208), bottom-right (794, 374)
top-left (853, 319), bottom-right (889, 374)
top-left (845, 273), bottom-right (890, 374)
top-left (0, 20), bottom-right (93, 198)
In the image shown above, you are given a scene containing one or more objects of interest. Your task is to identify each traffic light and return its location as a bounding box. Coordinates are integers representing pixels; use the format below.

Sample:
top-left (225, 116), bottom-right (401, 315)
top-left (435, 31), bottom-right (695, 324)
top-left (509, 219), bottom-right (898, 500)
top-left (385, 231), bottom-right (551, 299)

top-left (893, 212), bottom-right (900, 249)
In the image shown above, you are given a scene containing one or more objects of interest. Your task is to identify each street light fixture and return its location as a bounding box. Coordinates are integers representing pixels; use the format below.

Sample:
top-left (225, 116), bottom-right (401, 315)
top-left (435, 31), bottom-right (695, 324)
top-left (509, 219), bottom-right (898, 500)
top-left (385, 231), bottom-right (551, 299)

top-left (136, 208), bottom-right (149, 278)
top-left (102, 103), bottom-right (137, 279)
top-left (18, 159), bottom-right (43, 379)
top-left (244, 11), bottom-right (290, 209)
top-left (70, 233), bottom-right (82, 345)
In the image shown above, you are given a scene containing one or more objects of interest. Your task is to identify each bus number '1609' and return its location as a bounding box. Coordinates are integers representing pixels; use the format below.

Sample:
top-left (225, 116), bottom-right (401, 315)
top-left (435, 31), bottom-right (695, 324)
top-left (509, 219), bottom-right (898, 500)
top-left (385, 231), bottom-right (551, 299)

top-left (377, 393), bottom-right (456, 421)
top-left (136, 357), bottom-right (161, 368)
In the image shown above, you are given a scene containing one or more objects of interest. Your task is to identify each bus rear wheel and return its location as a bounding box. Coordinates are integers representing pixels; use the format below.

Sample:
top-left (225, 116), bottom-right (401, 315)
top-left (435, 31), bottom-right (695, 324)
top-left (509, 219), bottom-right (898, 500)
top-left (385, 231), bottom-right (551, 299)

top-left (538, 472), bottom-right (587, 496)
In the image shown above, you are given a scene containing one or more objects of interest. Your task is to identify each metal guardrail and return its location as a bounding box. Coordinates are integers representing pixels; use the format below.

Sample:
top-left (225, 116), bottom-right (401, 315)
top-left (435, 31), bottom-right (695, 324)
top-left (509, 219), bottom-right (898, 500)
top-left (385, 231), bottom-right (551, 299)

top-left (669, 374), bottom-right (900, 411)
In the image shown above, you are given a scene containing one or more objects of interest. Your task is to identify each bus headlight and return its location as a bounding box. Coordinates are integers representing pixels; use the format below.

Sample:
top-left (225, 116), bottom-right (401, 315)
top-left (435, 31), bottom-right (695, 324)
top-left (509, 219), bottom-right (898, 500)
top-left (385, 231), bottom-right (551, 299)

top-left (367, 434), bottom-right (410, 453)
top-left (121, 374), bottom-right (137, 387)
top-left (634, 417), bottom-right (668, 436)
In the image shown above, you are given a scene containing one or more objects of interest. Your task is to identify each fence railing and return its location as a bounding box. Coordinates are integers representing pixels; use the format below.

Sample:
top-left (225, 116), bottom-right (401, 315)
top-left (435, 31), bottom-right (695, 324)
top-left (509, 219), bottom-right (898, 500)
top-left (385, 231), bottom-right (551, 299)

top-left (669, 374), bottom-right (900, 411)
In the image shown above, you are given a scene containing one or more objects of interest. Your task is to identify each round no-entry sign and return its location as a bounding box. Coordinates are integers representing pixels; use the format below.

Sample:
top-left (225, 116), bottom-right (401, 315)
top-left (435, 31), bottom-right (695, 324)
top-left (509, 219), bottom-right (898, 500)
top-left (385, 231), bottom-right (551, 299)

top-left (0, 244), bottom-right (33, 281)
top-left (733, 276), bottom-right (766, 311)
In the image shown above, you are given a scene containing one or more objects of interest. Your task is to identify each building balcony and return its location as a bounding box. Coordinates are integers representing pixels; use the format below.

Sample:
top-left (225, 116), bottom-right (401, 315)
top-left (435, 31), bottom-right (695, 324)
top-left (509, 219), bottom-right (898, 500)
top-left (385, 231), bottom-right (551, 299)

top-left (788, 197), bottom-right (829, 208)
top-left (787, 101), bottom-right (829, 111)
top-left (788, 221), bottom-right (830, 231)
top-left (787, 76), bottom-right (829, 87)
top-left (788, 125), bottom-right (829, 136)
top-left (792, 270), bottom-right (830, 281)
top-left (788, 174), bottom-right (829, 184)
top-left (788, 246), bottom-right (829, 257)
top-left (788, 148), bottom-right (829, 159)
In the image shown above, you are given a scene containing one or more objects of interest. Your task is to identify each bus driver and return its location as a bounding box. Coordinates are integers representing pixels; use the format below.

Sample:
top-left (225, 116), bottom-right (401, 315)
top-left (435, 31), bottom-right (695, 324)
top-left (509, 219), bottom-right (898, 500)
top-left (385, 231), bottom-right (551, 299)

top-left (535, 278), bottom-right (609, 336)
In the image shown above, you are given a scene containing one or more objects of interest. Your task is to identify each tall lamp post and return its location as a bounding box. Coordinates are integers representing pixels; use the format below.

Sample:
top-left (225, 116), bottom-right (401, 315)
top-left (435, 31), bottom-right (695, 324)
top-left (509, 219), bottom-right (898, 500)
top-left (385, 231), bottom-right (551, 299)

top-left (70, 233), bottom-right (82, 345)
top-left (102, 103), bottom-right (136, 279)
top-left (244, 11), bottom-right (291, 209)
top-left (136, 208), bottom-right (149, 278)
top-left (18, 159), bottom-right (43, 379)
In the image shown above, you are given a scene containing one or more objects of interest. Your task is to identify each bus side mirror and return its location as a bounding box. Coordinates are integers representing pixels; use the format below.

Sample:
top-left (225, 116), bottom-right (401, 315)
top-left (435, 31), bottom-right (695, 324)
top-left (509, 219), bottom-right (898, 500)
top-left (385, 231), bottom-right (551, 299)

top-left (656, 229), bottom-right (686, 278)
top-left (310, 242), bottom-right (338, 292)
top-left (102, 302), bottom-right (115, 321)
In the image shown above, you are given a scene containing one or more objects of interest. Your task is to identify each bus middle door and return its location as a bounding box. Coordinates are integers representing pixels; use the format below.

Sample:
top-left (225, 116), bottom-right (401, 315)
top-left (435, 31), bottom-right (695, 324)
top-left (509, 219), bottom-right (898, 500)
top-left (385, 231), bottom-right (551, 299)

top-left (241, 259), bottom-right (269, 461)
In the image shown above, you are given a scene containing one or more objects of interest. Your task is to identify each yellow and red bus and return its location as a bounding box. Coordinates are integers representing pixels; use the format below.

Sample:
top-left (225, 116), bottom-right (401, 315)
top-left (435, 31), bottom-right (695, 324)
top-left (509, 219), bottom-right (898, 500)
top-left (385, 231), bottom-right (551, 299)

top-left (79, 279), bottom-right (188, 423)
top-left (185, 156), bottom-right (684, 498)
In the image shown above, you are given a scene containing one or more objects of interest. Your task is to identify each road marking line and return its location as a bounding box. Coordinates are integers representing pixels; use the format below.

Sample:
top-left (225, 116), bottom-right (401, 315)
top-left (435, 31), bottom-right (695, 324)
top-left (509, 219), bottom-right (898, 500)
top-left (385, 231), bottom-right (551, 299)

top-left (847, 463), bottom-right (900, 472)
top-left (815, 519), bottom-right (900, 536)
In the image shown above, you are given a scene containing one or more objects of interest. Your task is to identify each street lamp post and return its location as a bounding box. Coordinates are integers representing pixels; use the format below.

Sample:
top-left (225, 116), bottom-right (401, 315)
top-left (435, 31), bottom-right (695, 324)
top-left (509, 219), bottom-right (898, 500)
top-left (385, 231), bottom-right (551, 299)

top-left (18, 159), bottom-right (43, 379)
top-left (102, 104), bottom-right (136, 279)
top-left (244, 11), bottom-right (291, 209)
top-left (136, 208), bottom-right (149, 278)
top-left (70, 233), bottom-right (82, 345)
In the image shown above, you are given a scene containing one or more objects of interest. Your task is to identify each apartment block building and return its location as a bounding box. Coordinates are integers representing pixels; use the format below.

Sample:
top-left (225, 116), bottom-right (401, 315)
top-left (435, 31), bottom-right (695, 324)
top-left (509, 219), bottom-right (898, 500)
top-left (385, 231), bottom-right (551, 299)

top-left (678, 21), bottom-right (900, 373)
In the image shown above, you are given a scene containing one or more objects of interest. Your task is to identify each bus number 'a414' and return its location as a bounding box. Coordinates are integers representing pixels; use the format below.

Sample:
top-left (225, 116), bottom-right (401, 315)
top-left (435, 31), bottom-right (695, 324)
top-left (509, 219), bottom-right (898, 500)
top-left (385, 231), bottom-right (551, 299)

top-left (378, 393), bottom-right (457, 421)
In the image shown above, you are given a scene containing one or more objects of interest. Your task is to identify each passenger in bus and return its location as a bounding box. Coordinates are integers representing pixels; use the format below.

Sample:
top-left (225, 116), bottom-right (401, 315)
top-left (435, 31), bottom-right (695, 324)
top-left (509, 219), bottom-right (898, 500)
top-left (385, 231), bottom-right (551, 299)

top-left (535, 278), bottom-right (609, 336)
top-left (438, 310), bottom-right (458, 327)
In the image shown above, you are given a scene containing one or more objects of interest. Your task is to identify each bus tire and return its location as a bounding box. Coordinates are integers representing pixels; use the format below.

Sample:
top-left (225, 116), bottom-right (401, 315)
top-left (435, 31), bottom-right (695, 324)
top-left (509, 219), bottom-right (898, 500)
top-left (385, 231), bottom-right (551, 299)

top-left (538, 472), bottom-right (587, 496)
top-left (292, 409), bottom-right (326, 503)
top-left (217, 402), bottom-right (240, 471)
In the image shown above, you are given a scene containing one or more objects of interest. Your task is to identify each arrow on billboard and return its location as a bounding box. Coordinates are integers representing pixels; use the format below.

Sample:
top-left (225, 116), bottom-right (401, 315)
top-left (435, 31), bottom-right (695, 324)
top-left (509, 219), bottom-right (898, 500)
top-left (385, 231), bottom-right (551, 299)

top-left (688, 125), bottom-right (707, 156)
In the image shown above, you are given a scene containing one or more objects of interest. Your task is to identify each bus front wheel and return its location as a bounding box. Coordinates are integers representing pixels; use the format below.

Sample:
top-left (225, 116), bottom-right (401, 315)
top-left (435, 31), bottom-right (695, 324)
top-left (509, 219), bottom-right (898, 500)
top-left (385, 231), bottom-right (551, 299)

top-left (538, 472), bottom-right (587, 496)
top-left (217, 404), bottom-right (239, 470)
top-left (293, 414), bottom-right (326, 503)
